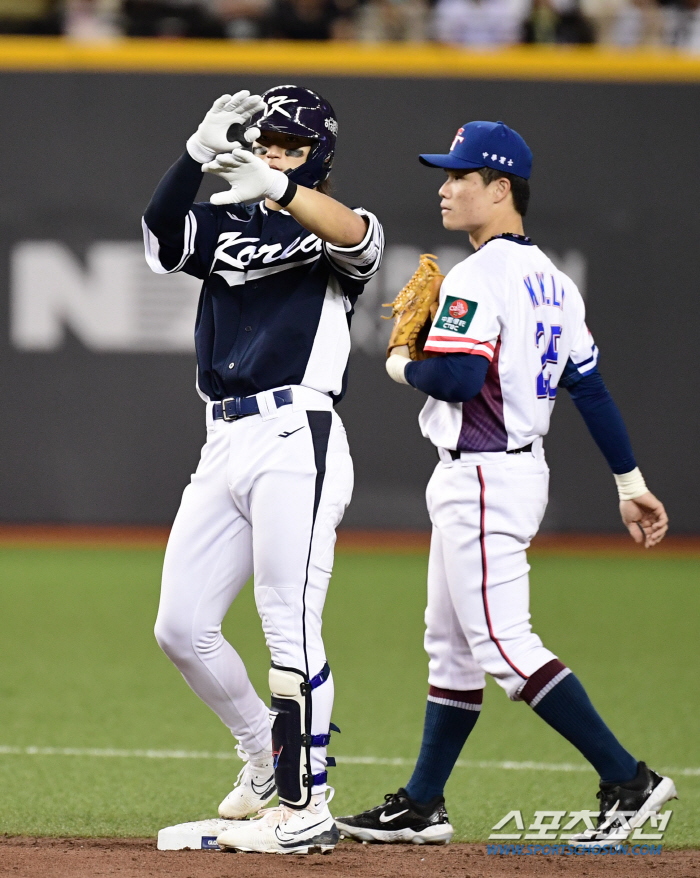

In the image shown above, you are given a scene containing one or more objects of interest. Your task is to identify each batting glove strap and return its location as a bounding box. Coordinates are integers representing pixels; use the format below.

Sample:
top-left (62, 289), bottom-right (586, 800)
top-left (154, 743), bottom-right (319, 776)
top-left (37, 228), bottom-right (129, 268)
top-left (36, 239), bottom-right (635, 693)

top-left (265, 169), bottom-right (293, 205)
top-left (614, 467), bottom-right (648, 501)
top-left (275, 178), bottom-right (298, 208)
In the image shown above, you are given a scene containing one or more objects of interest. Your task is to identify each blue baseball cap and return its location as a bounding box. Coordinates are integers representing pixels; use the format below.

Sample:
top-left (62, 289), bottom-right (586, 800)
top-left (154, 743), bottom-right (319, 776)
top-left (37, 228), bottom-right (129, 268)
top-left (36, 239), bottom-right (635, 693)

top-left (419, 121), bottom-right (532, 180)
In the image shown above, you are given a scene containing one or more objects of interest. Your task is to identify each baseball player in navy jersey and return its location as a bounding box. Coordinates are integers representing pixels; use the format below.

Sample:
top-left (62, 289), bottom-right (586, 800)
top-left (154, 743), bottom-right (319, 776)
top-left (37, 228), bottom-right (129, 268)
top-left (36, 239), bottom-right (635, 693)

top-left (143, 86), bottom-right (383, 854)
top-left (337, 121), bottom-right (676, 846)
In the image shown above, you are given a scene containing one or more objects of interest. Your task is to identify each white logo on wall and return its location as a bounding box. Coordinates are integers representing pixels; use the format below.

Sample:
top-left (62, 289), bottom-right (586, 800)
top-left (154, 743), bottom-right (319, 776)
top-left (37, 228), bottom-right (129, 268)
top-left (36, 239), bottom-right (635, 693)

top-left (11, 242), bottom-right (201, 352)
top-left (488, 808), bottom-right (672, 841)
top-left (9, 241), bottom-right (586, 355)
top-left (351, 245), bottom-right (587, 356)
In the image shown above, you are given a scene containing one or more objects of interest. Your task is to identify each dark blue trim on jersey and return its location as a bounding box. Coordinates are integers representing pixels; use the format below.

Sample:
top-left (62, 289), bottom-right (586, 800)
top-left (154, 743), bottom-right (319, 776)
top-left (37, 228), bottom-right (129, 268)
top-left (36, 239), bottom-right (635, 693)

top-left (404, 353), bottom-right (490, 403)
top-left (565, 351), bottom-right (597, 375)
top-left (479, 233), bottom-right (534, 250)
top-left (560, 362), bottom-right (637, 475)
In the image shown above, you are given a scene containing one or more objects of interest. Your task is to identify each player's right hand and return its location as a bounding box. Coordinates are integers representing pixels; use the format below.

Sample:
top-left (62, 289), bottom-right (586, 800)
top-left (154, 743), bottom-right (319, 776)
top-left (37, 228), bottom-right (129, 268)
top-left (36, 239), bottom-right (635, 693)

top-left (203, 149), bottom-right (288, 206)
top-left (187, 91), bottom-right (266, 164)
top-left (619, 492), bottom-right (669, 548)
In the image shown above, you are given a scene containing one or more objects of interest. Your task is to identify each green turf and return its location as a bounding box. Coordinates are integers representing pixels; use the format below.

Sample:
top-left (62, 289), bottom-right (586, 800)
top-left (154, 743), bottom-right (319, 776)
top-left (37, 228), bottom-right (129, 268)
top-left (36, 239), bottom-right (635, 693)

top-left (0, 547), bottom-right (697, 846)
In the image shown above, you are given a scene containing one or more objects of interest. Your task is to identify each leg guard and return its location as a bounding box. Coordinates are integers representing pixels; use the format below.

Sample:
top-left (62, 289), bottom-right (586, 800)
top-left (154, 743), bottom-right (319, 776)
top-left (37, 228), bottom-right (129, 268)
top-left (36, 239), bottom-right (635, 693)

top-left (269, 663), bottom-right (337, 809)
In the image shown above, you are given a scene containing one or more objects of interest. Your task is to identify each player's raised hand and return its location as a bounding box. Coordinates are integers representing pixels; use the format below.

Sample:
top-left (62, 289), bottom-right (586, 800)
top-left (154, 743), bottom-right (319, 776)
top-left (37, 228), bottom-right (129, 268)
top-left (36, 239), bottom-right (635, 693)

top-left (204, 149), bottom-right (289, 206)
top-left (620, 491), bottom-right (668, 548)
top-left (187, 91), bottom-right (266, 163)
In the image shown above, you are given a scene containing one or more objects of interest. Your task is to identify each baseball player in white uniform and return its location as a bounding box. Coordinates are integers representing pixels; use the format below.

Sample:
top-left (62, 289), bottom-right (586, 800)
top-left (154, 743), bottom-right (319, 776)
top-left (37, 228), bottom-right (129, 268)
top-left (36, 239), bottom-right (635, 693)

top-left (337, 121), bottom-right (675, 846)
top-left (143, 86), bottom-right (384, 854)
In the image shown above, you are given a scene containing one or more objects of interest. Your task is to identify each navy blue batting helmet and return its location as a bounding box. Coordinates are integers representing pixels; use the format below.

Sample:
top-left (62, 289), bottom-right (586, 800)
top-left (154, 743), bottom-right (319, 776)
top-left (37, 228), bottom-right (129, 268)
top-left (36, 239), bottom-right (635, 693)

top-left (253, 85), bottom-right (337, 189)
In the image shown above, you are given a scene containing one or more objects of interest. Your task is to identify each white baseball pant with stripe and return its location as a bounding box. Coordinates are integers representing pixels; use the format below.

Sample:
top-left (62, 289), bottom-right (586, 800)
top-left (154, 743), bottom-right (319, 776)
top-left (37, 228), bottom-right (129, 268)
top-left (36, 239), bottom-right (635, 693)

top-left (424, 443), bottom-right (558, 700)
top-left (154, 388), bottom-right (353, 783)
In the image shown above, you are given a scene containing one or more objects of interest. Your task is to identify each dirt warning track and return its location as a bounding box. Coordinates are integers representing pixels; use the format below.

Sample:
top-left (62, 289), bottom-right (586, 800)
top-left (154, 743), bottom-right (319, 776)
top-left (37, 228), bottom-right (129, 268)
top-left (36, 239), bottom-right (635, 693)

top-left (0, 525), bottom-right (698, 555)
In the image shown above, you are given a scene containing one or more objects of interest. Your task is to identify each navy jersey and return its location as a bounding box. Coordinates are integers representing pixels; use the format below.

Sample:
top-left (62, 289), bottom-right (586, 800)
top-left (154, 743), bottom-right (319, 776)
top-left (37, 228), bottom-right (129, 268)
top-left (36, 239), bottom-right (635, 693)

top-left (142, 153), bottom-right (384, 402)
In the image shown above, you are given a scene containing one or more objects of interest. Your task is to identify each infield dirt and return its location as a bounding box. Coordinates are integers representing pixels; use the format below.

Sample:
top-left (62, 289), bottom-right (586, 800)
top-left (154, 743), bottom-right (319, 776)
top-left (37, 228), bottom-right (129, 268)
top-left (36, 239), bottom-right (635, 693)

top-left (1, 838), bottom-right (698, 878)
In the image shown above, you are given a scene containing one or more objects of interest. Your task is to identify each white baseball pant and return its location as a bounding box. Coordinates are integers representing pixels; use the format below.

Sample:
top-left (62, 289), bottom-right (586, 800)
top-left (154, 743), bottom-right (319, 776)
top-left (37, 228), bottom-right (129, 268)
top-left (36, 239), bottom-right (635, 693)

top-left (154, 387), bottom-right (353, 783)
top-left (425, 444), bottom-right (558, 699)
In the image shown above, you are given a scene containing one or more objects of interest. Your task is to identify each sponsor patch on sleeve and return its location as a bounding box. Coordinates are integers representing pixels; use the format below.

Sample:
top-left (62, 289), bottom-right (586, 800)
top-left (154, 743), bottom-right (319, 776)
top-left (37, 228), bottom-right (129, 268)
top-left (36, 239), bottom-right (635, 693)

top-left (433, 296), bottom-right (478, 335)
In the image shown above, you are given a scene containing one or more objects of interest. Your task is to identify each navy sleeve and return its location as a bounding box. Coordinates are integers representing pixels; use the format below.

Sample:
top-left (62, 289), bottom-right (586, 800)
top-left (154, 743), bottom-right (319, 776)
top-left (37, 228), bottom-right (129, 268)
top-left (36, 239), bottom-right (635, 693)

top-left (144, 152), bottom-right (204, 246)
top-left (561, 361), bottom-right (637, 474)
top-left (404, 353), bottom-right (490, 403)
top-left (142, 152), bottom-right (225, 279)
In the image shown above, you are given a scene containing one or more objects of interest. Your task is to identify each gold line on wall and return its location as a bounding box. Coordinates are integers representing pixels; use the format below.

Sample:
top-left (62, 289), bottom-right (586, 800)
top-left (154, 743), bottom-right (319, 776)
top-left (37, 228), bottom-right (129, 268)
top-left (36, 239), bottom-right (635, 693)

top-left (1, 38), bottom-right (700, 82)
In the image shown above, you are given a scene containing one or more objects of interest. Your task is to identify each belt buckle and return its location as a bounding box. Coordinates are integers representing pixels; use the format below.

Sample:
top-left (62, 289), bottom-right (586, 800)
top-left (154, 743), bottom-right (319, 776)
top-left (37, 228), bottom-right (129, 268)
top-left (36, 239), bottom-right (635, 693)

top-left (221, 397), bottom-right (240, 421)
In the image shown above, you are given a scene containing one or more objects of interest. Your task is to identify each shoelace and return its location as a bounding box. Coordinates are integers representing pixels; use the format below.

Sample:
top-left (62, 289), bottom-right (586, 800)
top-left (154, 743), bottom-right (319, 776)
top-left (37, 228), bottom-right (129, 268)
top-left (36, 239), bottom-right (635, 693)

top-left (232, 743), bottom-right (250, 787)
top-left (232, 743), bottom-right (275, 790)
top-left (254, 803), bottom-right (298, 823)
top-left (253, 786), bottom-right (335, 821)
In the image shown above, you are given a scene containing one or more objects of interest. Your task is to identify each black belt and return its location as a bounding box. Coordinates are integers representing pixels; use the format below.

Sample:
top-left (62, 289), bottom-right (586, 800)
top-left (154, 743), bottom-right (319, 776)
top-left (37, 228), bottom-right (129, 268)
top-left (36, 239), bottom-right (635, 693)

top-left (448, 443), bottom-right (533, 460)
top-left (212, 389), bottom-right (293, 422)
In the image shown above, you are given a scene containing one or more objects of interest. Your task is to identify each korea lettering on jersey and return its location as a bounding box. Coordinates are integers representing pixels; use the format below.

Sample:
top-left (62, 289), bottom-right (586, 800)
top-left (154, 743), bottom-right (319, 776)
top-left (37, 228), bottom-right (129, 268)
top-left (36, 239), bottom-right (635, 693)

top-left (419, 239), bottom-right (598, 452)
top-left (142, 198), bottom-right (384, 403)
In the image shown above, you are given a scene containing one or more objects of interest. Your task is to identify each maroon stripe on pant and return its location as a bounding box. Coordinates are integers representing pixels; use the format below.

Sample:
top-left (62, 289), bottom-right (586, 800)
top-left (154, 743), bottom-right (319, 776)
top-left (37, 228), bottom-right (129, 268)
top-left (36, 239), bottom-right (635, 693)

top-left (477, 465), bottom-right (528, 681)
top-left (520, 658), bottom-right (568, 705)
top-left (428, 686), bottom-right (484, 705)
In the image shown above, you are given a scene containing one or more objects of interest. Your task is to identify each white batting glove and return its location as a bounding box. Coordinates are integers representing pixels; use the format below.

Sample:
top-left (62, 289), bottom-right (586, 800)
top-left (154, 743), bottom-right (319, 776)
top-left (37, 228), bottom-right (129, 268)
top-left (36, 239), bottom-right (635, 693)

top-left (203, 149), bottom-right (291, 206)
top-left (187, 91), bottom-right (266, 164)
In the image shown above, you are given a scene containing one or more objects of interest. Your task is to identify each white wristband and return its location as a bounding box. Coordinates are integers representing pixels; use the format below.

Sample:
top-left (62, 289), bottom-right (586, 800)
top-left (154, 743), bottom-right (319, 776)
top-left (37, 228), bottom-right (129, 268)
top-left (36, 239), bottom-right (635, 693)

top-left (614, 467), bottom-right (648, 501)
top-left (186, 134), bottom-right (216, 164)
top-left (386, 353), bottom-right (409, 385)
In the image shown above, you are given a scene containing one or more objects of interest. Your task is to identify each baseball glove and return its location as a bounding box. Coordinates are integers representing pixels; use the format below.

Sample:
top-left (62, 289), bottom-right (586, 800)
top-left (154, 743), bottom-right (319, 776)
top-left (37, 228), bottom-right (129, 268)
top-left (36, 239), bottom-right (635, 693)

top-left (383, 254), bottom-right (444, 360)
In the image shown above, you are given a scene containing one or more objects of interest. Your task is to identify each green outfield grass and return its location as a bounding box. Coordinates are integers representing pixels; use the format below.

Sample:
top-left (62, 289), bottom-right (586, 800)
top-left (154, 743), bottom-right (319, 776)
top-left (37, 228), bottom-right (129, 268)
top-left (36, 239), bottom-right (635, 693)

top-left (0, 546), bottom-right (697, 845)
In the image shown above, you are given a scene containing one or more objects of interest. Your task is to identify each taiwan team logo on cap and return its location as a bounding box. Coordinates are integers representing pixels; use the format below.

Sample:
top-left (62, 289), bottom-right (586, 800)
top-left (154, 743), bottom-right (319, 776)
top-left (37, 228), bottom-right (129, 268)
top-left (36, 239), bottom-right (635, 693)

top-left (419, 120), bottom-right (532, 180)
top-left (451, 128), bottom-right (465, 151)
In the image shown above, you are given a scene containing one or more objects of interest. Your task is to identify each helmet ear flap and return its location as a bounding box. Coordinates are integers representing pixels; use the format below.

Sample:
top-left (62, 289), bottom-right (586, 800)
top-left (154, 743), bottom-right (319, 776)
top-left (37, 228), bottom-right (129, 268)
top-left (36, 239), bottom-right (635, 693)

top-left (286, 144), bottom-right (334, 189)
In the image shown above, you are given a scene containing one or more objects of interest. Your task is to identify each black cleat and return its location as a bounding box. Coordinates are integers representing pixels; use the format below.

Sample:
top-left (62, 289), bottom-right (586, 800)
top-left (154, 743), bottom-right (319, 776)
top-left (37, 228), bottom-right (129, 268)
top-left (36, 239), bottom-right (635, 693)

top-left (335, 788), bottom-right (454, 844)
top-left (569, 761), bottom-right (677, 845)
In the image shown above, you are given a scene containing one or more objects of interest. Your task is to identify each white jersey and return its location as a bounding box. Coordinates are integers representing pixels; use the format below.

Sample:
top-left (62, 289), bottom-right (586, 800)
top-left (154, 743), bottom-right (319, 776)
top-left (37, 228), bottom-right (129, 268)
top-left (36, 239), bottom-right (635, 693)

top-left (419, 236), bottom-right (598, 451)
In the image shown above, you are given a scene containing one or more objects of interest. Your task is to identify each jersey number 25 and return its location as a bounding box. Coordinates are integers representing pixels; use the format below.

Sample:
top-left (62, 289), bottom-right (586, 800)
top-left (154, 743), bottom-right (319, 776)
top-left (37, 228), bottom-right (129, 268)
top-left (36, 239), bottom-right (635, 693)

top-left (536, 323), bottom-right (562, 400)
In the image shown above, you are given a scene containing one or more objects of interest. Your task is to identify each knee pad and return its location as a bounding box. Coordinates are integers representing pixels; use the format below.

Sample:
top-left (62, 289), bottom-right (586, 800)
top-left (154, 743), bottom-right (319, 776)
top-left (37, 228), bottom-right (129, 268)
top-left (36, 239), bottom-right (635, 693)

top-left (269, 663), bottom-right (338, 809)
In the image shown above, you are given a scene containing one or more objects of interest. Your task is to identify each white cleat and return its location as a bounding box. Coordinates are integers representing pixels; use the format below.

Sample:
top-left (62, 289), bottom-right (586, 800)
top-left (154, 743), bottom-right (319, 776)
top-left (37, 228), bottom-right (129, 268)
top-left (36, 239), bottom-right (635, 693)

top-left (216, 793), bottom-right (339, 854)
top-left (218, 748), bottom-right (277, 819)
